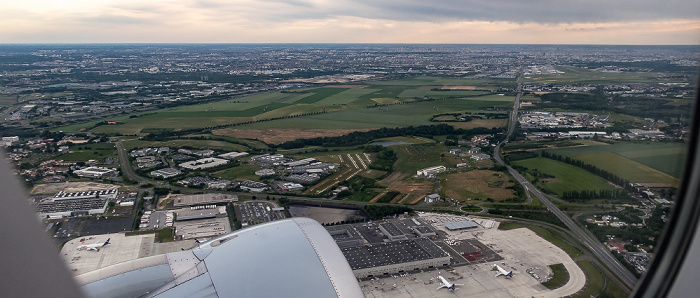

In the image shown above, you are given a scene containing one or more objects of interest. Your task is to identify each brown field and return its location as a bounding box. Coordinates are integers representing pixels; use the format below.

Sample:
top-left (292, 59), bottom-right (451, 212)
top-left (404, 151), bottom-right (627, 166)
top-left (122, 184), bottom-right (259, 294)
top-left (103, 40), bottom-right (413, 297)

top-left (212, 128), bottom-right (372, 144)
top-left (388, 181), bottom-right (436, 204)
top-left (377, 173), bottom-right (436, 204)
top-left (448, 119), bottom-right (508, 129)
top-left (443, 170), bottom-right (515, 202)
top-left (370, 97), bottom-right (400, 105)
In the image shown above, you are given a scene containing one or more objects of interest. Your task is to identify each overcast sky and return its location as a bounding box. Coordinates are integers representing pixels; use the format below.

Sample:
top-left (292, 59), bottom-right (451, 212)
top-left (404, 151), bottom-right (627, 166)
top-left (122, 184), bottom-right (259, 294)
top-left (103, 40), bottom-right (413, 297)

top-left (2, 0), bottom-right (699, 44)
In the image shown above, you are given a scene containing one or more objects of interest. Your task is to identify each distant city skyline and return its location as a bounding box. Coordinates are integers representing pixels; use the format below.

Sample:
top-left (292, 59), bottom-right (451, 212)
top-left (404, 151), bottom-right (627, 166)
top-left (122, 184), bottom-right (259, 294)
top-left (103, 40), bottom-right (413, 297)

top-left (1, 0), bottom-right (700, 45)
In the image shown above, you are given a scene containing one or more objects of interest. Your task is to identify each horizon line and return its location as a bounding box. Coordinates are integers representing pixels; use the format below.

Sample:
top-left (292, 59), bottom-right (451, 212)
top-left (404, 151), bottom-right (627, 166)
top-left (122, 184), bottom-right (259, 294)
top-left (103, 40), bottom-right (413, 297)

top-left (1, 42), bottom-right (699, 47)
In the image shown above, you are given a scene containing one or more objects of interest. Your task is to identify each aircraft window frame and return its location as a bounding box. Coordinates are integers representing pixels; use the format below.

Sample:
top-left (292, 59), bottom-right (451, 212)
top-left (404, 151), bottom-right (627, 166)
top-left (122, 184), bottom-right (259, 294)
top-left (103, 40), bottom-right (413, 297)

top-left (633, 73), bottom-right (700, 298)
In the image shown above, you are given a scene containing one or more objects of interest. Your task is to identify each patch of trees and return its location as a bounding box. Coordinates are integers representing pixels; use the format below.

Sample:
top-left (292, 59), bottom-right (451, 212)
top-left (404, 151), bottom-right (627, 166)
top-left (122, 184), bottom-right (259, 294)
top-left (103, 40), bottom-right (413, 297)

top-left (368, 147), bottom-right (397, 172)
top-left (504, 151), bottom-right (538, 162)
top-left (538, 90), bottom-right (608, 111)
top-left (278, 124), bottom-right (476, 149)
top-left (487, 209), bottom-right (566, 227)
top-left (561, 189), bottom-right (628, 203)
top-left (376, 191), bottom-right (401, 204)
top-left (153, 187), bottom-right (171, 196)
top-left (362, 205), bottom-right (412, 220)
top-left (340, 175), bottom-right (381, 192)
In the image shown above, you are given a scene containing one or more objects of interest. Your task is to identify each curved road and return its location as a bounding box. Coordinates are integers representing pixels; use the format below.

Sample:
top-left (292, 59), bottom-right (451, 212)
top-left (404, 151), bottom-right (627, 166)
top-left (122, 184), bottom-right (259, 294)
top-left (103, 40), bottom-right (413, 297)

top-left (493, 69), bottom-right (638, 289)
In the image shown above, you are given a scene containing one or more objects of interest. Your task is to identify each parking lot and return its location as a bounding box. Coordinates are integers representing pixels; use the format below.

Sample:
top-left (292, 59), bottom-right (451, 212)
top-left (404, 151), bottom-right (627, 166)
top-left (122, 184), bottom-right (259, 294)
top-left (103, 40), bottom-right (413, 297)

top-left (233, 201), bottom-right (284, 226)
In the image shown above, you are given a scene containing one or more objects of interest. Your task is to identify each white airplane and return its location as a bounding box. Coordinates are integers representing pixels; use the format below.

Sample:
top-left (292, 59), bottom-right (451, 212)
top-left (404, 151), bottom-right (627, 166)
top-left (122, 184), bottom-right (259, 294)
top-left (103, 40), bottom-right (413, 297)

top-left (77, 238), bottom-right (110, 251)
top-left (492, 264), bottom-right (514, 278)
top-left (437, 275), bottom-right (463, 291)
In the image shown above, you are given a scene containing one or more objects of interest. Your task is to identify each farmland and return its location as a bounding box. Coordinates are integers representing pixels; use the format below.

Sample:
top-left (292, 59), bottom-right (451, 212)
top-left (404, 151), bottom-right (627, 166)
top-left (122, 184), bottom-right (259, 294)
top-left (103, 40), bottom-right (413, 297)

top-left (442, 170), bottom-right (516, 202)
top-left (544, 142), bottom-right (685, 185)
top-left (58, 77), bottom-right (513, 135)
top-left (56, 143), bottom-right (118, 162)
top-left (529, 66), bottom-right (667, 84)
top-left (511, 157), bottom-right (616, 196)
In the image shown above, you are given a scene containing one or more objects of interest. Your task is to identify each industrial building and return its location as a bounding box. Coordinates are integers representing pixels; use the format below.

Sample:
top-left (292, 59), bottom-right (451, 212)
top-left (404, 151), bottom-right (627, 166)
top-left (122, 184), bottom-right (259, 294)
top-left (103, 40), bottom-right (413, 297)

top-left (255, 168), bottom-right (275, 176)
top-left (445, 220), bottom-right (480, 231)
top-left (416, 165), bottom-right (446, 177)
top-left (36, 189), bottom-right (118, 218)
top-left (53, 189), bottom-right (118, 200)
top-left (179, 157), bottom-right (228, 170)
top-left (150, 167), bottom-right (182, 178)
top-left (175, 206), bottom-right (226, 221)
top-left (286, 173), bottom-right (321, 184)
top-left (379, 222), bottom-right (409, 241)
top-left (326, 225), bottom-right (365, 248)
top-left (470, 154), bottom-right (491, 162)
top-left (250, 153), bottom-right (291, 166)
top-left (341, 238), bottom-right (450, 278)
top-left (36, 198), bottom-right (108, 218)
top-left (172, 193), bottom-right (238, 207)
top-left (219, 151), bottom-right (249, 159)
top-left (239, 180), bottom-right (269, 192)
top-left (73, 167), bottom-right (118, 178)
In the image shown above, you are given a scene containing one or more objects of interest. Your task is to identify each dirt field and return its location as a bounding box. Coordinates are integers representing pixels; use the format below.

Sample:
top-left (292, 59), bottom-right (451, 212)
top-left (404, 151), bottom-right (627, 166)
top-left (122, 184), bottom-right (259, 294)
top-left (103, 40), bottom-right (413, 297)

top-left (212, 128), bottom-right (373, 144)
top-left (378, 173), bottom-right (436, 204)
top-left (443, 170), bottom-right (515, 202)
top-left (30, 182), bottom-right (120, 195)
top-left (447, 119), bottom-right (507, 129)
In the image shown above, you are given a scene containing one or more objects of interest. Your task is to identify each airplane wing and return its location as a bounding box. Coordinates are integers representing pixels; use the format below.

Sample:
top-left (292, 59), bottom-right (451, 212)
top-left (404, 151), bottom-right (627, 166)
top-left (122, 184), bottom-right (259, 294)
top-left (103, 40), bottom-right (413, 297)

top-left (437, 284), bottom-right (447, 290)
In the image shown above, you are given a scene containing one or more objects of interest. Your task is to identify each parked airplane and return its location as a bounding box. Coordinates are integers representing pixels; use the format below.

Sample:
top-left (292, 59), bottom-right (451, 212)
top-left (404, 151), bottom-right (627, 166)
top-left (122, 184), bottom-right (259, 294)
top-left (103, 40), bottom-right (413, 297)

top-left (77, 238), bottom-right (110, 251)
top-left (437, 275), bottom-right (463, 291)
top-left (492, 264), bottom-right (514, 278)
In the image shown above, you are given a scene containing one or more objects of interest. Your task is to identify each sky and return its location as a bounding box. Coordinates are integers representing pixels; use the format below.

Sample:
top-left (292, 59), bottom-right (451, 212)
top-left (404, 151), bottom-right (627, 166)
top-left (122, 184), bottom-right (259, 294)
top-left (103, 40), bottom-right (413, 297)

top-left (2, 0), bottom-right (700, 44)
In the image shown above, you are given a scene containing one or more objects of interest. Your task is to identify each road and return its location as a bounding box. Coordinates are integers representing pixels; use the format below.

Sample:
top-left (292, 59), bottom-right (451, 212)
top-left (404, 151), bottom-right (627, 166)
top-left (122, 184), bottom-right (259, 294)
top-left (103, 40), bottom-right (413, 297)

top-left (492, 69), bottom-right (638, 289)
top-left (115, 140), bottom-right (151, 184)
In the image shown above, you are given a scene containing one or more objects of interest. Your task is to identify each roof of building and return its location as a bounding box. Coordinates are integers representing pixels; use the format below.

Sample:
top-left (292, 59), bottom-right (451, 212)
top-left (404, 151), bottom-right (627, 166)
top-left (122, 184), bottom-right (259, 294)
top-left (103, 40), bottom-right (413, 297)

top-left (341, 238), bottom-right (448, 270)
top-left (77, 218), bottom-right (363, 298)
top-left (444, 220), bottom-right (479, 230)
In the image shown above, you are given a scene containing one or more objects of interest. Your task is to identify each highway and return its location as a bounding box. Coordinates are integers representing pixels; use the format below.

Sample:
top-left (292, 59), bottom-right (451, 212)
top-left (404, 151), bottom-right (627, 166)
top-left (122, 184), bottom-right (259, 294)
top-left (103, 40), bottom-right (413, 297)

top-left (493, 69), bottom-right (639, 289)
top-left (115, 140), bottom-right (152, 184)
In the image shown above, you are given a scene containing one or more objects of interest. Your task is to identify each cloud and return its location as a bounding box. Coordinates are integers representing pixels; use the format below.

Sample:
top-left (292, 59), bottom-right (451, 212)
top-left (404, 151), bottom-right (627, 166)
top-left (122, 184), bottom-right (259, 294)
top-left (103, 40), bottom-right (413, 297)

top-left (176, 0), bottom-right (700, 24)
top-left (0, 0), bottom-right (698, 44)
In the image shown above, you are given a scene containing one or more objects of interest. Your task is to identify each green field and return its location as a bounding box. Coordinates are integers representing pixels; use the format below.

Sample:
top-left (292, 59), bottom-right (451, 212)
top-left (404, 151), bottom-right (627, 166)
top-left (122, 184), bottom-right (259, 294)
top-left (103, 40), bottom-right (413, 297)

top-left (529, 66), bottom-right (666, 84)
top-left (294, 88), bottom-right (349, 104)
top-left (573, 260), bottom-right (628, 298)
top-left (56, 143), bottom-right (117, 162)
top-left (211, 165), bottom-right (260, 181)
top-left (242, 97), bottom-right (513, 130)
top-left (317, 88), bottom-right (380, 105)
top-left (393, 143), bottom-right (461, 175)
top-left (56, 77), bottom-right (515, 134)
top-left (573, 152), bottom-right (679, 186)
top-left (545, 142), bottom-right (686, 185)
top-left (541, 263), bottom-right (568, 289)
top-left (397, 89), bottom-right (489, 98)
top-left (511, 157), bottom-right (615, 196)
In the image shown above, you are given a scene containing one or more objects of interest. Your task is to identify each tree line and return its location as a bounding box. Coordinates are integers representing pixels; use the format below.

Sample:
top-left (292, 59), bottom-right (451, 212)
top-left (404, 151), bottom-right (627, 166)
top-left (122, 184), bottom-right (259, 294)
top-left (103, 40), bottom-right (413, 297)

top-left (277, 124), bottom-right (504, 149)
